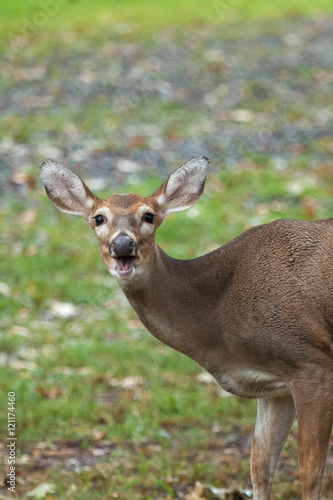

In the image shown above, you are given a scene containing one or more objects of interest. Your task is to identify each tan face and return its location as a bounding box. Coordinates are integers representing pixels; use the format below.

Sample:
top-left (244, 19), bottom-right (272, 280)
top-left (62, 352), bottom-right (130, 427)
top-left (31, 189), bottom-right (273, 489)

top-left (90, 193), bottom-right (164, 279)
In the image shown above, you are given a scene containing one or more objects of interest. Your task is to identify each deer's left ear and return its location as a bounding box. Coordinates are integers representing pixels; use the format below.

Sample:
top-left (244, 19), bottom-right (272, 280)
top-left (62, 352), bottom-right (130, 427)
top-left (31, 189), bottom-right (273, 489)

top-left (153, 156), bottom-right (210, 216)
top-left (40, 160), bottom-right (98, 219)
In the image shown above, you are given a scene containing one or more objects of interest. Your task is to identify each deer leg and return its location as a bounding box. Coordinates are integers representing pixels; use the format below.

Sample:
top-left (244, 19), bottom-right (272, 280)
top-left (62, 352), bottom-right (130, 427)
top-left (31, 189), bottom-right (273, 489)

top-left (251, 394), bottom-right (295, 500)
top-left (291, 369), bottom-right (333, 500)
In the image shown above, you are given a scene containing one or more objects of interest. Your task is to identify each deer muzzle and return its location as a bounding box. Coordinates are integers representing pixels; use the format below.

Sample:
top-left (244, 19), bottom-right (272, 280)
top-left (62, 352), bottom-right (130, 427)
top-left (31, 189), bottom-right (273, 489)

top-left (109, 234), bottom-right (138, 278)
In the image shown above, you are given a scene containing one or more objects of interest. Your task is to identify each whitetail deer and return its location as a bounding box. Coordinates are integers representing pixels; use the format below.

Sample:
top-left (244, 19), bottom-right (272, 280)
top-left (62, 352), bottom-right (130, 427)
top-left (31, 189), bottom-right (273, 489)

top-left (40, 156), bottom-right (333, 500)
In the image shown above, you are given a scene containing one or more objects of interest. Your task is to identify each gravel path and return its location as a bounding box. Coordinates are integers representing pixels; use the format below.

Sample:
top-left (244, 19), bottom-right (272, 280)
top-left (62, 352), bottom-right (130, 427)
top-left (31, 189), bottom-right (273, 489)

top-left (1, 15), bottom-right (333, 193)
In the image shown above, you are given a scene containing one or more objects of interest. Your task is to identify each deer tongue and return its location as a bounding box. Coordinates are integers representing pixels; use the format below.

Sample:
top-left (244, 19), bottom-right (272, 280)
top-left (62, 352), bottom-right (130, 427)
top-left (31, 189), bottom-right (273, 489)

top-left (116, 257), bottom-right (135, 276)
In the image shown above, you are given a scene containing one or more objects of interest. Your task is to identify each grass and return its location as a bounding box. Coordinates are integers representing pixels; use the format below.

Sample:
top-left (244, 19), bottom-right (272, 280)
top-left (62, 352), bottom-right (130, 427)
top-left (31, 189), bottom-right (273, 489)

top-left (1, 0), bottom-right (333, 497)
top-left (2, 0), bottom-right (333, 51)
top-left (0, 163), bottom-right (332, 499)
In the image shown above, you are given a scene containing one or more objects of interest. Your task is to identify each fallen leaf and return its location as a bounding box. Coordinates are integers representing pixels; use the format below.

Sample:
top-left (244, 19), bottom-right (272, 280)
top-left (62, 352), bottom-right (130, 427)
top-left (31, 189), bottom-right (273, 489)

top-left (229, 109), bottom-right (254, 122)
top-left (0, 282), bottom-right (11, 297)
top-left (186, 481), bottom-right (206, 500)
top-left (35, 385), bottom-right (62, 399)
top-left (49, 300), bottom-right (78, 319)
top-left (116, 158), bottom-right (141, 173)
top-left (127, 135), bottom-right (147, 148)
top-left (10, 325), bottom-right (30, 337)
top-left (10, 360), bottom-right (37, 371)
top-left (202, 485), bottom-right (253, 499)
top-left (302, 197), bottom-right (320, 219)
top-left (14, 67), bottom-right (46, 81)
top-left (10, 172), bottom-right (36, 189)
top-left (32, 447), bottom-right (75, 458)
top-left (91, 429), bottom-right (107, 441)
top-left (26, 482), bottom-right (57, 498)
top-left (22, 209), bottom-right (37, 227)
top-left (107, 376), bottom-right (143, 389)
top-left (21, 95), bottom-right (53, 109)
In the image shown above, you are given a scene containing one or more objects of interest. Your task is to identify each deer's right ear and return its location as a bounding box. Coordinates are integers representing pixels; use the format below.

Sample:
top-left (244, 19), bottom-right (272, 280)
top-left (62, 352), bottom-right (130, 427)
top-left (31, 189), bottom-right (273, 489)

top-left (40, 160), bottom-right (97, 219)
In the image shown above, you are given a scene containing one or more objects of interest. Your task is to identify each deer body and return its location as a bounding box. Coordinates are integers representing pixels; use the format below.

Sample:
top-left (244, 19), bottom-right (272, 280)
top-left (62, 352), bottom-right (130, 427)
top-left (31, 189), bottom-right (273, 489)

top-left (40, 156), bottom-right (333, 500)
top-left (122, 220), bottom-right (333, 396)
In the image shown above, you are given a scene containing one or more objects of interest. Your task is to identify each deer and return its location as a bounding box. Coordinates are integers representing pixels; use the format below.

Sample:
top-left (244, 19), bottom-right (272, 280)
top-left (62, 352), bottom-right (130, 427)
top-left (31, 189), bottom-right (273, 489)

top-left (40, 156), bottom-right (333, 500)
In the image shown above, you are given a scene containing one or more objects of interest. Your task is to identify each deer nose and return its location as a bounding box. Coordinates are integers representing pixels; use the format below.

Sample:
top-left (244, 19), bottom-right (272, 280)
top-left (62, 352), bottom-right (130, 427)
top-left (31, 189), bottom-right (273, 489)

top-left (109, 234), bottom-right (137, 257)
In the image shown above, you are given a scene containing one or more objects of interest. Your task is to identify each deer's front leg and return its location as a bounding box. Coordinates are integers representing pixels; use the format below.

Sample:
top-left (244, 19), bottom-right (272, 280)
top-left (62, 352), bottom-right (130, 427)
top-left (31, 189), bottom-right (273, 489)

top-left (251, 394), bottom-right (295, 500)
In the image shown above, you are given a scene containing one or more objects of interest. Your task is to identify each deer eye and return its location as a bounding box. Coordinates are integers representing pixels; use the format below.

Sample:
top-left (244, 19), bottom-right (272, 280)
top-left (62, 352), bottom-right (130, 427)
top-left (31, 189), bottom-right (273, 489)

top-left (143, 213), bottom-right (154, 224)
top-left (94, 214), bottom-right (105, 226)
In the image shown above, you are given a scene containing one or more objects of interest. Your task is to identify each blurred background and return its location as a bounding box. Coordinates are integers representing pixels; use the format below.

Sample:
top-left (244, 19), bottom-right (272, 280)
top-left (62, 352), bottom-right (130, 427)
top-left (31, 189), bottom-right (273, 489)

top-left (0, 1), bottom-right (333, 499)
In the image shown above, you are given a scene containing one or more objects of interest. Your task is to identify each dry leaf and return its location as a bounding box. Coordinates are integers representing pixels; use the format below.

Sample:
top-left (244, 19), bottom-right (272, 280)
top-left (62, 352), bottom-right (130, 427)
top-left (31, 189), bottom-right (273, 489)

top-left (202, 485), bottom-right (253, 499)
top-left (26, 482), bottom-right (57, 498)
top-left (49, 300), bottom-right (78, 319)
top-left (32, 447), bottom-right (75, 458)
top-left (35, 385), bottom-right (62, 399)
top-left (0, 282), bottom-right (11, 297)
top-left (302, 197), bottom-right (320, 219)
top-left (91, 429), bottom-right (107, 441)
top-left (108, 376), bottom-right (143, 389)
top-left (10, 172), bottom-right (36, 189)
top-left (186, 481), bottom-right (206, 500)
top-left (22, 209), bottom-right (37, 226)
top-left (10, 360), bottom-right (37, 371)
top-left (117, 158), bottom-right (141, 173)
top-left (10, 325), bottom-right (30, 337)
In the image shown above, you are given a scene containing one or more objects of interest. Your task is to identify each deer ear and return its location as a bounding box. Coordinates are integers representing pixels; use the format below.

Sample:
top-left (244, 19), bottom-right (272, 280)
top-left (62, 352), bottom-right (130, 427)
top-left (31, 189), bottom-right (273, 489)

top-left (153, 156), bottom-right (210, 216)
top-left (40, 160), bottom-right (97, 219)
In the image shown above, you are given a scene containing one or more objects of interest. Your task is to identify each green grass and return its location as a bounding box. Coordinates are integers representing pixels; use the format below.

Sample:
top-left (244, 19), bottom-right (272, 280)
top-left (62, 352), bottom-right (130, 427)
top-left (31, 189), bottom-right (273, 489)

top-left (0, 163), bottom-right (332, 499)
top-left (1, 0), bottom-right (333, 50)
top-left (1, 0), bottom-right (333, 497)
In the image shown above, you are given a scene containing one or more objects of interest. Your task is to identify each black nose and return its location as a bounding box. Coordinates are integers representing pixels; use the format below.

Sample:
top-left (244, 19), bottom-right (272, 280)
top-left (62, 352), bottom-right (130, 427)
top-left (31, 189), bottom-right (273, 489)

top-left (109, 234), bottom-right (137, 256)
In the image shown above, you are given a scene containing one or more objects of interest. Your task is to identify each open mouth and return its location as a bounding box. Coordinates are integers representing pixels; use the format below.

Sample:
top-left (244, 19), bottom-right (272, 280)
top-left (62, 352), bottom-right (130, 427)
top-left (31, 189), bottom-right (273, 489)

top-left (115, 256), bottom-right (137, 277)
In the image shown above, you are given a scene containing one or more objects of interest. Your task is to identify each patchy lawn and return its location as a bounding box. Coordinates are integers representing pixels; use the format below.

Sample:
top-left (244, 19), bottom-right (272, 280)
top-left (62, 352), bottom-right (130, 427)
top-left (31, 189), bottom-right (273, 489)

top-left (0, 2), bottom-right (333, 499)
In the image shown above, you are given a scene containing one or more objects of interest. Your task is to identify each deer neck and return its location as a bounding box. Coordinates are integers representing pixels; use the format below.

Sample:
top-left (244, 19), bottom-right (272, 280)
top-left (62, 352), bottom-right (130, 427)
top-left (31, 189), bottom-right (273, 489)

top-left (117, 244), bottom-right (233, 364)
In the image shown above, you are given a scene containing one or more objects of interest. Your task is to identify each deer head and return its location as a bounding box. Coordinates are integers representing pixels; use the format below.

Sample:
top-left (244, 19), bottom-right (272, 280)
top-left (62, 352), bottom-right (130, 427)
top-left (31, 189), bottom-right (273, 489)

top-left (40, 156), bottom-right (210, 281)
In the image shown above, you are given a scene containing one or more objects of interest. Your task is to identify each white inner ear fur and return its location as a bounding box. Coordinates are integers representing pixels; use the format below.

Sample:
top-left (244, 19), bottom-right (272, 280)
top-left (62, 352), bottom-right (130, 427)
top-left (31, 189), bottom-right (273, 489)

top-left (157, 156), bottom-right (209, 214)
top-left (41, 160), bottom-right (94, 217)
top-left (41, 162), bottom-right (84, 198)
